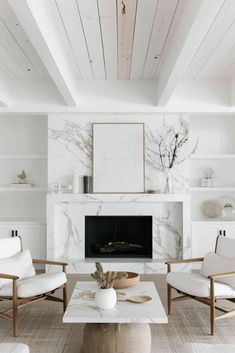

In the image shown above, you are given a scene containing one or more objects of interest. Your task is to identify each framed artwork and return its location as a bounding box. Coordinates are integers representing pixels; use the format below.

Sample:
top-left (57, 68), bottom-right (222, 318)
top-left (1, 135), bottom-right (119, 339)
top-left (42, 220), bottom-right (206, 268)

top-left (93, 123), bottom-right (145, 193)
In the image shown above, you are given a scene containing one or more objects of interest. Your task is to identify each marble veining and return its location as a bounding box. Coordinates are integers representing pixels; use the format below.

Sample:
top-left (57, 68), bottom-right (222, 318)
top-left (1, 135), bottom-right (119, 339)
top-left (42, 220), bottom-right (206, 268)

top-left (63, 282), bottom-right (168, 324)
top-left (47, 193), bottom-right (190, 273)
top-left (48, 114), bottom-right (189, 193)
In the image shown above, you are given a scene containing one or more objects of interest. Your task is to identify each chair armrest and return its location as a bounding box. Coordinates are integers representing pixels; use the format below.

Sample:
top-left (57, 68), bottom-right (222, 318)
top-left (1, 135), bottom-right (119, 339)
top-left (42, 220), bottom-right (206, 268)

top-left (166, 257), bottom-right (204, 273)
top-left (209, 271), bottom-right (235, 279)
top-left (165, 257), bottom-right (204, 265)
top-left (33, 259), bottom-right (68, 271)
top-left (0, 273), bottom-right (19, 280)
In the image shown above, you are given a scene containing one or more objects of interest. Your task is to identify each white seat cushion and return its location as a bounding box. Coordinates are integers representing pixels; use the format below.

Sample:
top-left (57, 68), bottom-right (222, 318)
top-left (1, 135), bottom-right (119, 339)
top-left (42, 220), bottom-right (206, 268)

top-left (166, 272), bottom-right (235, 298)
top-left (201, 252), bottom-right (235, 289)
top-left (0, 272), bottom-right (66, 298)
top-left (0, 343), bottom-right (29, 353)
top-left (181, 343), bottom-right (235, 353)
top-left (0, 250), bottom-right (35, 288)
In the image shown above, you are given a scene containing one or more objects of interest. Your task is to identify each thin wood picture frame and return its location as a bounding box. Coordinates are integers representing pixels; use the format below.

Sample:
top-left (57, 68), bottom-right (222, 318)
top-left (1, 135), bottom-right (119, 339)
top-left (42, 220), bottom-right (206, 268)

top-left (92, 123), bottom-right (145, 193)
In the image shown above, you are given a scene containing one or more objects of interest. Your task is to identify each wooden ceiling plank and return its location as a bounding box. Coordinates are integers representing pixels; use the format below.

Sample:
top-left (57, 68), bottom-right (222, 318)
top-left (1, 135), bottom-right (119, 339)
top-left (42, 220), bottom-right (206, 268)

top-left (9, 0), bottom-right (80, 106)
top-left (0, 19), bottom-right (39, 78)
top-left (142, 0), bottom-right (178, 80)
top-left (196, 21), bottom-right (235, 79)
top-left (0, 0), bottom-right (49, 79)
top-left (77, 0), bottom-right (106, 79)
top-left (98, 0), bottom-right (117, 80)
top-left (117, 0), bottom-right (137, 79)
top-left (56, 0), bottom-right (93, 80)
top-left (184, 0), bottom-right (235, 80)
top-left (0, 42), bottom-right (24, 78)
top-left (221, 57), bottom-right (235, 79)
top-left (156, 0), bottom-right (225, 106)
top-left (210, 45), bottom-right (235, 79)
top-left (0, 58), bottom-right (16, 79)
top-left (130, 0), bottom-right (158, 80)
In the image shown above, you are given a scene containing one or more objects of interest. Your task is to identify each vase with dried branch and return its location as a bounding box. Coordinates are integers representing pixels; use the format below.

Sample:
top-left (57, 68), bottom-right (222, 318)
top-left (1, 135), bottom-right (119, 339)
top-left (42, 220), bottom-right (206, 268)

top-left (91, 262), bottom-right (128, 309)
top-left (147, 118), bottom-right (197, 193)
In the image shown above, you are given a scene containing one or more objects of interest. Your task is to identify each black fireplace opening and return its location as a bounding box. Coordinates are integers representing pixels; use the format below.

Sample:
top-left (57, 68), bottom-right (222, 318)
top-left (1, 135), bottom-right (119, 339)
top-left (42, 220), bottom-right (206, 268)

top-left (85, 215), bottom-right (152, 258)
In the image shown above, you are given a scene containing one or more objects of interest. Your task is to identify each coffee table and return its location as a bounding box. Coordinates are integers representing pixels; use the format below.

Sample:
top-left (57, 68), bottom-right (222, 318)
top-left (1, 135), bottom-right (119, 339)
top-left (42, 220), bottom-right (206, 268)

top-left (63, 281), bottom-right (167, 353)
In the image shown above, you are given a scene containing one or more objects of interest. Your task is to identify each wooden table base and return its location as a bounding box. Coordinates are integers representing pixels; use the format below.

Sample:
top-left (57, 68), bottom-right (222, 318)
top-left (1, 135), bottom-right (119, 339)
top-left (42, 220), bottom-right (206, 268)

top-left (83, 323), bottom-right (151, 353)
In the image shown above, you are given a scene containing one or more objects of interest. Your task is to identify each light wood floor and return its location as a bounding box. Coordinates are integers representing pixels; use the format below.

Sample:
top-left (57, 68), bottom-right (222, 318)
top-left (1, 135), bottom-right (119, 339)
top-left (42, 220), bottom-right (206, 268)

top-left (1, 275), bottom-right (235, 353)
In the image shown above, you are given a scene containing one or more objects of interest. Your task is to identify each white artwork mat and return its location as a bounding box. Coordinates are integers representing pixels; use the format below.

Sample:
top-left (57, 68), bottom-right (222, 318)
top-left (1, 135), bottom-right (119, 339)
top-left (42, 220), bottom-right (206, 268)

top-left (93, 123), bottom-right (144, 193)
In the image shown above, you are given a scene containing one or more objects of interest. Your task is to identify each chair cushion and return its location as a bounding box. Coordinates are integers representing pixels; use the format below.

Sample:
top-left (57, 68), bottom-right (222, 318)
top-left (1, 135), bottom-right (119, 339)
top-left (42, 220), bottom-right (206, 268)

top-left (0, 250), bottom-right (35, 288)
top-left (0, 272), bottom-right (66, 298)
top-left (166, 272), bottom-right (235, 298)
top-left (181, 343), bottom-right (235, 353)
top-left (0, 237), bottom-right (22, 259)
top-left (0, 343), bottom-right (29, 353)
top-left (201, 252), bottom-right (235, 289)
top-left (216, 236), bottom-right (235, 259)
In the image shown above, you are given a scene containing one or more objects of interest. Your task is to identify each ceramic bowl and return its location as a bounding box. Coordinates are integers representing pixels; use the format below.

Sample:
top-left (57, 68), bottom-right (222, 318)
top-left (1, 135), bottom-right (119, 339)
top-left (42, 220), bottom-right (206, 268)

top-left (113, 272), bottom-right (140, 289)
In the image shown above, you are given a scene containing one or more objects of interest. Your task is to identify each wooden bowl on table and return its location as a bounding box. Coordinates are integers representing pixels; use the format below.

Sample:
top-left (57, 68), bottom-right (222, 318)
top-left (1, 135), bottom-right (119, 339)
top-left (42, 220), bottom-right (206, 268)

top-left (113, 272), bottom-right (140, 289)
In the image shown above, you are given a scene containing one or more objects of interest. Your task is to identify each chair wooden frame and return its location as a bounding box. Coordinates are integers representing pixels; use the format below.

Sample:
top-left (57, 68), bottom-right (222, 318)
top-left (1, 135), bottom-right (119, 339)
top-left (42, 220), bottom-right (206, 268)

top-left (0, 238), bottom-right (68, 337)
top-left (166, 237), bottom-right (235, 335)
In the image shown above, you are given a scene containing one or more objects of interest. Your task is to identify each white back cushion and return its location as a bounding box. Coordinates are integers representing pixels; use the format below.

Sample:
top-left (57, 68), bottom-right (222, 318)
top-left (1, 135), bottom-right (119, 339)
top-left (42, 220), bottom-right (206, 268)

top-left (0, 237), bottom-right (21, 259)
top-left (0, 249), bottom-right (35, 288)
top-left (201, 252), bottom-right (235, 289)
top-left (216, 236), bottom-right (235, 259)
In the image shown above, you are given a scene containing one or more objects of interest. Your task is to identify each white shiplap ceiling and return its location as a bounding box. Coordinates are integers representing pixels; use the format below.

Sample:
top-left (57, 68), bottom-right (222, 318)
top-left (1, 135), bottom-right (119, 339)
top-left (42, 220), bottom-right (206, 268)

top-left (0, 0), bottom-right (49, 79)
top-left (1, 0), bottom-right (235, 82)
top-left (184, 0), bottom-right (235, 80)
top-left (0, 0), bottom-right (181, 80)
top-left (0, 0), bottom-right (235, 109)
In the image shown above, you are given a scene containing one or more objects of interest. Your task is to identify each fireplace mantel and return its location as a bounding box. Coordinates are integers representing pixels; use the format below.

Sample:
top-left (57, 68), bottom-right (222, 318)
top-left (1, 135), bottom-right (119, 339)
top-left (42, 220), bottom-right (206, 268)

top-left (47, 193), bottom-right (190, 274)
top-left (47, 193), bottom-right (189, 203)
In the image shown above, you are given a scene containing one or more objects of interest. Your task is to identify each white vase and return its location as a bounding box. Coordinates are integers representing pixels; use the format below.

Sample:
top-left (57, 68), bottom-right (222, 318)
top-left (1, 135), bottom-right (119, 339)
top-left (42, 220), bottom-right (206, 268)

top-left (95, 287), bottom-right (117, 309)
top-left (72, 174), bottom-right (79, 193)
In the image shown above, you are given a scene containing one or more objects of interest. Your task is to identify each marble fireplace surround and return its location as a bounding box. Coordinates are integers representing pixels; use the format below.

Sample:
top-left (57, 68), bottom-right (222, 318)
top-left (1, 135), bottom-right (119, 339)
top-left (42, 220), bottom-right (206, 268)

top-left (47, 193), bottom-right (190, 274)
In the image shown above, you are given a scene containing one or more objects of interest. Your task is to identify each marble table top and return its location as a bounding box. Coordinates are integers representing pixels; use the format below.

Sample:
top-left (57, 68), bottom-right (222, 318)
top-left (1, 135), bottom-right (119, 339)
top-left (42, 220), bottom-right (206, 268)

top-left (63, 281), bottom-right (168, 324)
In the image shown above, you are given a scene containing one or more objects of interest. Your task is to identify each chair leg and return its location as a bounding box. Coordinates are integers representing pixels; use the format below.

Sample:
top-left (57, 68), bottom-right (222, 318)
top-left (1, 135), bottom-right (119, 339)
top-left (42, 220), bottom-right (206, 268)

top-left (167, 284), bottom-right (172, 315)
top-left (12, 280), bottom-right (18, 337)
top-left (63, 283), bottom-right (68, 312)
top-left (210, 278), bottom-right (215, 335)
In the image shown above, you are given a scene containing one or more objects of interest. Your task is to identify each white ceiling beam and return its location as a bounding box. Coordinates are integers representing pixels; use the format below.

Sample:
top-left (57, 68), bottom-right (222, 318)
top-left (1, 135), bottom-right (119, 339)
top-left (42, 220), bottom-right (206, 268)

top-left (156, 0), bottom-right (225, 106)
top-left (9, 0), bottom-right (79, 106)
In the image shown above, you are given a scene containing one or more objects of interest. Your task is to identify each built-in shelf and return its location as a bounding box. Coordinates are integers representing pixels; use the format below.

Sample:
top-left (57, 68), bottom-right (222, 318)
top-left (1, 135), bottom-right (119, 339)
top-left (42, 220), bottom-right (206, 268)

top-left (192, 219), bottom-right (235, 224)
top-left (189, 187), bottom-right (235, 192)
top-left (0, 154), bottom-right (47, 160)
top-left (190, 153), bottom-right (235, 159)
top-left (0, 217), bottom-right (46, 224)
top-left (0, 186), bottom-right (47, 192)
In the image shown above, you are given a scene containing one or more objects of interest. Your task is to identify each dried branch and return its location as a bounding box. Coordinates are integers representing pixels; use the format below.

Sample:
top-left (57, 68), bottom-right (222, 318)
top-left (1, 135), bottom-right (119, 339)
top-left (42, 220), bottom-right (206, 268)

top-left (91, 262), bottom-right (128, 289)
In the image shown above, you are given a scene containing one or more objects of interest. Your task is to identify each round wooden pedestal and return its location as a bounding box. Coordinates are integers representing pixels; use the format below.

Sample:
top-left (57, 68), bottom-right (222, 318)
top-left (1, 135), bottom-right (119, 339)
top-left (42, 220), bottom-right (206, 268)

top-left (83, 323), bottom-right (151, 353)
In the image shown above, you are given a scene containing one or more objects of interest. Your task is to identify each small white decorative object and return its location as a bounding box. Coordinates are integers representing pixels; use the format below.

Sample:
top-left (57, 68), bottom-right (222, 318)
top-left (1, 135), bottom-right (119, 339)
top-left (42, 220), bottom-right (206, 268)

top-left (222, 203), bottom-right (235, 221)
top-left (200, 168), bottom-right (221, 187)
top-left (91, 262), bottom-right (127, 310)
top-left (95, 287), bottom-right (117, 310)
top-left (72, 174), bottom-right (79, 193)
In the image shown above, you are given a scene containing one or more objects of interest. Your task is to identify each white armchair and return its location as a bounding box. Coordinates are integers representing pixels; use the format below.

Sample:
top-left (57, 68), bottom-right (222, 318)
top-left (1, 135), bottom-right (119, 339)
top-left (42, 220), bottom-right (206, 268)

top-left (166, 236), bottom-right (235, 335)
top-left (0, 237), bottom-right (67, 337)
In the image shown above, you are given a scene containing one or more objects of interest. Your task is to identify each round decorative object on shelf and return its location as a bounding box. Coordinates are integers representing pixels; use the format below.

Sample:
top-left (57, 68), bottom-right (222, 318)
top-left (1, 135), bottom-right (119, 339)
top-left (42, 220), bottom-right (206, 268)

top-left (201, 200), bottom-right (221, 218)
top-left (95, 287), bottom-right (117, 309)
